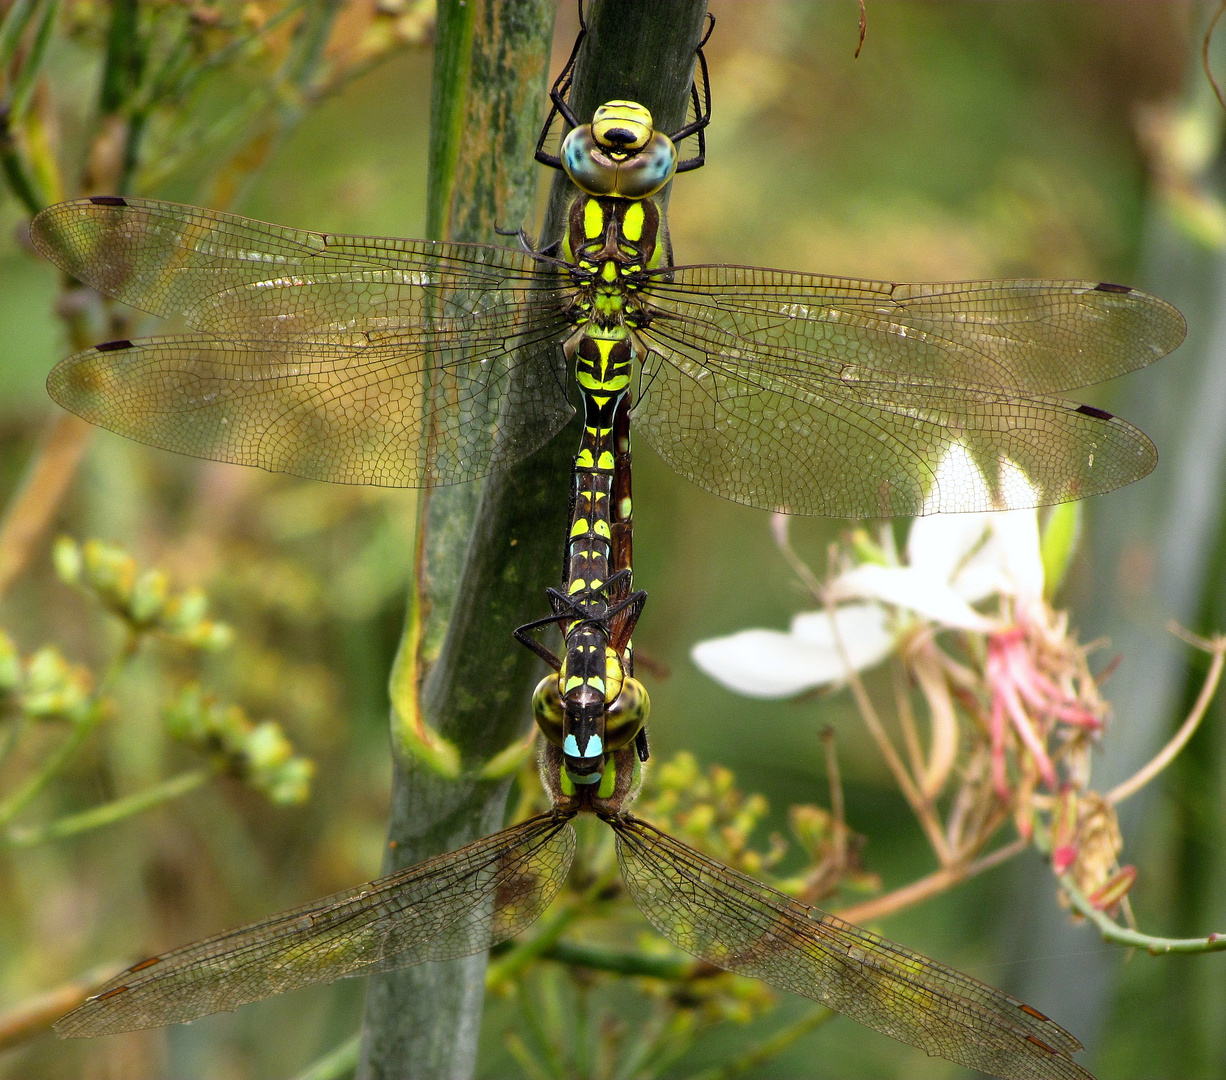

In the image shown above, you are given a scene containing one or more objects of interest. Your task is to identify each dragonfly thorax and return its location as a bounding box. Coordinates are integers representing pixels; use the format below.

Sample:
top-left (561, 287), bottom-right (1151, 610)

top-left (562, 100), bottom-right (677, 198)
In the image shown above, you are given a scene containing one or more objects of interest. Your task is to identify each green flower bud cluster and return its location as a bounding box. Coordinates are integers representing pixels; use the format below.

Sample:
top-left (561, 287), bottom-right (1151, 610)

top-left (163, 684), bottom-right (315, 805)
top-left (0, 629), bottom-right (95, 725)
top-left (53, 537), bottom-right (233, 650)
top-left (639, 752), bottom-right (785, 876)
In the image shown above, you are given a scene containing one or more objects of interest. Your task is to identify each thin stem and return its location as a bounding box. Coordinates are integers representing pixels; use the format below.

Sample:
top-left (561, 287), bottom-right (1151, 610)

top-left (485, 901), bottom-right (583, 988)
top-left (0, 963), bottom-right (124, 1051)
top-left (486, 861), bottom-right (620, 987)
top-left (0, 630), bottom-right (136, 829)
top-left (289, 1032), bottom-right (361, 1080)
top-left (0, 714), bottom-right (31, 770)
top-left (834, 837), bottom-right (1027, 925)
top-left (1106, 628), bottom-right (1226, 805)
top-left (770, 513), bottom-right (825, 600)
top-left (504, 1032), bottom-right (553, 1080)
top-left (679, 1007), bottom-right (835, 1080)
top-left (821, 726), bottom-right (847, 868)
top-left (828, 595), bottom-right (951, 862)
top-left (0, 707), bottom-right (101, 827)
top-left (0, 413), bottom-right (94, 601)
top-left (892, 657), bottom-right (926, 787)
top-left (538, 939), bottom-right (699, 981)
top-left (5, 766), bottom-right (211, 847)
top-left (1059, 874), bottom-right (1226, 954)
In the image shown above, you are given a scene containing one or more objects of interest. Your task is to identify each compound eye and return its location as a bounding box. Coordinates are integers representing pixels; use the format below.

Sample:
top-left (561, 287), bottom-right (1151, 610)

top-left (591, 100), bottom-right (654, 151)
top-left (561, 126), bottom-right (618, 196)
top-left (532, 674), bottom-right (564, 746)
top-left (613, 131), bottom-right (677, 199)
top-left (605, 677), bottom-right (650, 749)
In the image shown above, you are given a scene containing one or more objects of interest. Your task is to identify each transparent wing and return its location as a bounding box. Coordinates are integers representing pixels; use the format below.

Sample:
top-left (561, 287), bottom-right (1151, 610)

top-left (613, 815), bottom-right (1094, 1080)
top-left (57, 815), bottom-right (575, 1037)
top-left (635, 268), bottom-right (1183, 516)
top-left (31, 198), bottom-right (575, 486)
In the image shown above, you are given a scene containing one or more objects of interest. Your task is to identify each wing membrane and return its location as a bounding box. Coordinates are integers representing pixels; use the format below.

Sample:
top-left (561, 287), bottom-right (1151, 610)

top-left (29, 197), bottom-right (553, 335)
top-left (57, 815), bottom-right (575, 1037)
top-left (613, 815), bottom-right (1093, 1080)
top-left (635, 305), bottom-right (1156, 516)
top-left (33, 198), bottom-right (574, 486)
top-left (647, 267), bottom-right (1184, 395)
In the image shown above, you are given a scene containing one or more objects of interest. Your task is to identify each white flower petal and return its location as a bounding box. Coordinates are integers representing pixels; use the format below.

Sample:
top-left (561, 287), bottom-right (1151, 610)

top-left (790, 604), bottom-right (894, 674)
top-left (997, 456), bottom-right (1043, 513)
top-left (991, 507), bottom-right (1044, 600)
top-left (692, 620), bottom-right (867, 699)
top-left (832, 564), bottom-right (996, 632)
top-left (906, 512), bottom-right (993, 585)
top-left (950, 534), bottom-right (1010, 604)
top-left (920, 442), bottom-right (993, 515)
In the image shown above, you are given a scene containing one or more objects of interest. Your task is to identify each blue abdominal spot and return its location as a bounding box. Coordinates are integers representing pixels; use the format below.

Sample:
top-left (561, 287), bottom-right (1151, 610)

top-left (563, 733), bottom-right (603, 758)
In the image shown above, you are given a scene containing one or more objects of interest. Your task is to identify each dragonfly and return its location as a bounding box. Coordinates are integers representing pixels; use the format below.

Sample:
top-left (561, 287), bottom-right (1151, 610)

top-left (28, 9), bottom-right (1184, 785)
top-left (55, 739), bottom-right (1096, 1080)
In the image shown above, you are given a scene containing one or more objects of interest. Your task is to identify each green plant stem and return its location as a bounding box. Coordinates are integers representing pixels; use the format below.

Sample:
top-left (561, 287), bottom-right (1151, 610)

top-left (5, 766), bottom-right (211, 847)
top-left (98, 0), bottom-right (142, 115)
top-left (1059, 874), bottom-right (1226, 955)
top-left (0, 630), bottom-right (134, 829)
top-left (0, 706), bottom-right (101, 828)
top-left (358, 5), bottom-right (710, 1079)
top-left (541, 939), bottom-right (699, 981)
top-left (0, 714), bottom-right (30, 770)
top-left (485, 862), bottom-right (619, 987)
top-left (356, 3), bottom-right (559, 1078)
top-left (0, 118), bottom-right (44, 213)
top-left (679, 1007), bottom-right (837, 1080)
top-left (289, 1032), bottom-right (361, 1080)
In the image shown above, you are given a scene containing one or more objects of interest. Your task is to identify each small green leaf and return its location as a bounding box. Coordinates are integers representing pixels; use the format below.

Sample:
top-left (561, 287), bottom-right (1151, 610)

top-left (1041, 500), bottom-right (1081, 600)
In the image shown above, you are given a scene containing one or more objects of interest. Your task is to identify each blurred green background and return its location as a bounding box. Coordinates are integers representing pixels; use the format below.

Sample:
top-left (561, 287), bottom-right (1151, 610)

top-left (1, 1), bottom-right (1223, 1078)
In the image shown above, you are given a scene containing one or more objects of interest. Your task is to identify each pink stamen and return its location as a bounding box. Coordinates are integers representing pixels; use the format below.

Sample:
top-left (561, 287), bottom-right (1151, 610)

top-left (990, 691), bottom-right (1009, 799)
top-left (999, 677), bottom-right (1058, 788)
top-left (987, 632), bottom-right (1061, 791)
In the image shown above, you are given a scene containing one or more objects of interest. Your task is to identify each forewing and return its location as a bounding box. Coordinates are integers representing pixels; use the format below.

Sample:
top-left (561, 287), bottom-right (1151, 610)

top-left (57, 815), bottom-right (575, 1037)
top-left (647, 268), bottom-right (1184, 395)
top-left (633, 310), bottom-right (1155, 517)
top-left (613, 815), bottom-right (1094, 1080)
top-left (29, 197), bottom-right (552, 336)
top-left (33, 198), bottom-right (574, 486)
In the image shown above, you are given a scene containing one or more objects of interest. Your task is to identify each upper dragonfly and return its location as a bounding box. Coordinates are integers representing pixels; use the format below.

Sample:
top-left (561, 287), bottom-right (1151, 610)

top-left (29, 14), bottom-right (1183, 520)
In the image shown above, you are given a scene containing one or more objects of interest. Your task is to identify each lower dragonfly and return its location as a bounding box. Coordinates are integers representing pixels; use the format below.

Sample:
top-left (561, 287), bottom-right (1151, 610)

top-left (55, 739), bottom-right (1095, 1080)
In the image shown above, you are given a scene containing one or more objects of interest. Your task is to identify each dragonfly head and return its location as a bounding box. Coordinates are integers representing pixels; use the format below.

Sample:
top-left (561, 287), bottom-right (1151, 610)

top-left (561, 100), bottom-right (678, 199)
top-left (532, 655), bottom-right (650, 787)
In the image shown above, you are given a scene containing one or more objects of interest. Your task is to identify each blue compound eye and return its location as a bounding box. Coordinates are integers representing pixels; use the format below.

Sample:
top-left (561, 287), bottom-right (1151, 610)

top-left (531, 674), bottom-right (565, 746)
top-left (612, 132), bottom-right (677, 199)
top-left (605, 677), bottom-right (650, 749)
top-left (561, 126), bottom-right (678, 199)
top-left (562, 126), bottom-right (619, 196)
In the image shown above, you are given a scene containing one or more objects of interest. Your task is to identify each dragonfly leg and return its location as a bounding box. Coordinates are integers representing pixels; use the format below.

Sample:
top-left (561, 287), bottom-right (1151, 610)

top-left (605, 589), bottom-right (647, 653)
top-left (633, 725), bottom-right (649, 763)
top-left (671, 13), bottom-right (714, 172)
top-left (534, 1), bottom-right (587, 169)
top-left (513, 615), bottom-right (564, 670)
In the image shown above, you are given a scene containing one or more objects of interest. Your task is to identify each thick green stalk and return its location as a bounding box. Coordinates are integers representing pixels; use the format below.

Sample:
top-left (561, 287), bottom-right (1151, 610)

top-left (358, 4), bottom-right (709, 1079)
top-left (355, 3), bottom-right (556, 1078)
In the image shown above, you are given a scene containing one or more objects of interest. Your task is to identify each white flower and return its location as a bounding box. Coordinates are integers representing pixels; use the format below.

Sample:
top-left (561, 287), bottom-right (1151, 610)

top-left (692, 508), bottom-right (1044, 699)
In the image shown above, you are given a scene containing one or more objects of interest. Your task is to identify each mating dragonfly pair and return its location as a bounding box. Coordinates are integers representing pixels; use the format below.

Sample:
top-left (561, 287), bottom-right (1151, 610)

top-left (33, 5), bottom-right (1181, 1079)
